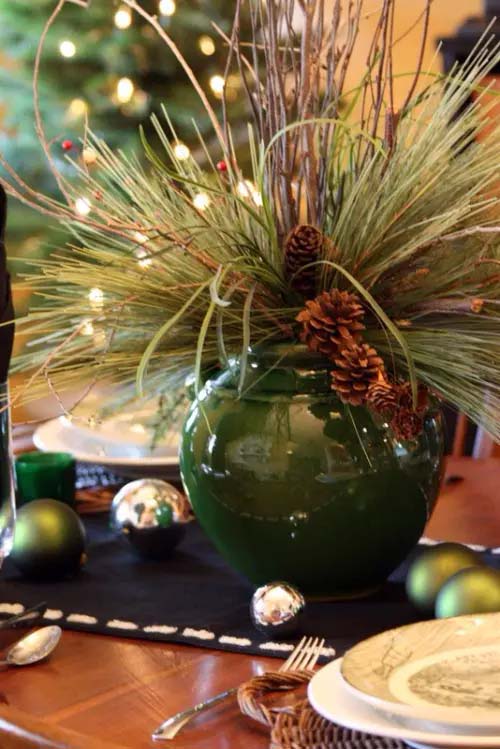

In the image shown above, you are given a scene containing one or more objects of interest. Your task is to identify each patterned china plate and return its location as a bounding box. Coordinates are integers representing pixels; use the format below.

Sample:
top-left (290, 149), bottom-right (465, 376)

top-left (340, 613), bottom-right (500, 732)
top-left (308, 658), bottom-right (500, 748)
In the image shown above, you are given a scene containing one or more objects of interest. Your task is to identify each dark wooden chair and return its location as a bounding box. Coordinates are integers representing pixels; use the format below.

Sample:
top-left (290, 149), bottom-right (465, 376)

top-left (452, 414), bottom-right (498, 458)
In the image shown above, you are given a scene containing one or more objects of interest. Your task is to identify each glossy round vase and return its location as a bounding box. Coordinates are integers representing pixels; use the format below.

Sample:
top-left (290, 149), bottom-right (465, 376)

top-left (180, 346), bottom-right (444, 598)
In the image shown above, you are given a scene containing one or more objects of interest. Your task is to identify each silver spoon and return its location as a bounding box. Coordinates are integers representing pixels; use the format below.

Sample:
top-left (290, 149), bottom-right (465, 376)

top-left (0, 626), bottom-right (62, 667)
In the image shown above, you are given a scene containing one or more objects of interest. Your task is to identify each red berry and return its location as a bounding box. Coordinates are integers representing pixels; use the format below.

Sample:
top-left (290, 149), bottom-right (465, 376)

top-left (62, 139), bottom-right (74, 151)
top-left (216, 160), bottom-right (228, 172)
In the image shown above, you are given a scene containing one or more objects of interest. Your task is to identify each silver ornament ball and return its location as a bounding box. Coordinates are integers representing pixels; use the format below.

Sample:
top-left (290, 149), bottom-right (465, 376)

top-left (111, 479), bottom-right (193, 559)
top-left (250, 581), bottom-right (306, 638)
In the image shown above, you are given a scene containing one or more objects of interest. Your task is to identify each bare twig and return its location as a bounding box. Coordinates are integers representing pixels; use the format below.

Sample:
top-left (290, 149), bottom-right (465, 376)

top-left (122, 0), bottom-right (226, 152)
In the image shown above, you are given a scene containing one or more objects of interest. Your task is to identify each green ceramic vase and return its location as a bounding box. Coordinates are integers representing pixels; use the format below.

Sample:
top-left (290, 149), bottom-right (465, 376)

top-left (180, 345), bottom-right (444, 598)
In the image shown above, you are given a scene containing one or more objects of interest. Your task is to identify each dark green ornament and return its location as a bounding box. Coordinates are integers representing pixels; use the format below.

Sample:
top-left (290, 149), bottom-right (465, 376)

top-left (11, 499), bottom-right (86, 580)
top-left (435, 567), bottom-right (500, 618)
top-left (406, 542), bottom-right (483, 614)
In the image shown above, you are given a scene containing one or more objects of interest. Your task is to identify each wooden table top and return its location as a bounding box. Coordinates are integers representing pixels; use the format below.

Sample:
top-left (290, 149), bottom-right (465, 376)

top-left (0, 455), bottom-right (498, 749)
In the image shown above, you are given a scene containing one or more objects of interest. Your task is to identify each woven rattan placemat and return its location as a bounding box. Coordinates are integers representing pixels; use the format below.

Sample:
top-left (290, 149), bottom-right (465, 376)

top-left (238, 670), bottom-right (405, 749)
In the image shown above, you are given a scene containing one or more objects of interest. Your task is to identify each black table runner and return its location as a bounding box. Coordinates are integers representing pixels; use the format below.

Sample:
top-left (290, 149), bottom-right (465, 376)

top-left (0, 516), bottom-right (498, 658)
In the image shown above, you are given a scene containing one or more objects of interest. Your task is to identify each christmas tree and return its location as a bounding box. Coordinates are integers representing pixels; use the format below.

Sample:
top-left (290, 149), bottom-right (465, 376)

top-left (0, 0), bottom-right (242, 255)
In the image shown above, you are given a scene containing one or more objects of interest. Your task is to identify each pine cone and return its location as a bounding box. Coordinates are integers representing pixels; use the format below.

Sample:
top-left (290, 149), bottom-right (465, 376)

top-left (296, 290), bottom-right (365, 358)
top-left (396, 381), bottom-right (429, 414)
top-left (391, 410), bottom-right (424, 441)
top-left (331, 343), bottom-right (385, 406)
top-left (285, 225), bottom-right (324, 297)
top-left (383, 381), bottom-right (430, 439)
top-left (367, 379), bottom-right (399, 416)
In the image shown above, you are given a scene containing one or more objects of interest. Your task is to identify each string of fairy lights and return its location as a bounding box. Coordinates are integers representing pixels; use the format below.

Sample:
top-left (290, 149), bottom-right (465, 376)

top-left (59, 1), bottom-right (229, 125)
top-left (55, 2), bottom-right (262, 335)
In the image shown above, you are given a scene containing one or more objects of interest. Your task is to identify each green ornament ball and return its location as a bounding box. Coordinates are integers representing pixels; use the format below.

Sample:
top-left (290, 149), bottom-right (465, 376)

top-left (435, 567), bottom-right (500, 618)
top-left (406, 542), bottom-right (483, 614)
top-left (11, 499), bottom-right (86, 581)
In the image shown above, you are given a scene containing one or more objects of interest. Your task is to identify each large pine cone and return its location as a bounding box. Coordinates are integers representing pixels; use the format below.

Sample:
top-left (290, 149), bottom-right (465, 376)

top-left (285, 225), bottom-right (324, 298)
top-left (331, 343), bottom-right (385, 406)
top-left (296, 290), bottom-right (365, 358)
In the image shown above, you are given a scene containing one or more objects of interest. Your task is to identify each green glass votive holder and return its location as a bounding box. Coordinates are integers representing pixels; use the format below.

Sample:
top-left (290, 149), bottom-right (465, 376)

top-left (15, 452), bottom-right (76, 507)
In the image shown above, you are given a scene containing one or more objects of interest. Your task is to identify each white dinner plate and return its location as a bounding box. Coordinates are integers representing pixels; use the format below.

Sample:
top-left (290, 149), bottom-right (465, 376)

top-left (34, 417), bottom-right (180, 479)
top-left (58, 403), bottom-right (181, 451)
top-left (308, 659), bottom-right (500, 748)
top-left (340, 612), bottom-right (500, 733)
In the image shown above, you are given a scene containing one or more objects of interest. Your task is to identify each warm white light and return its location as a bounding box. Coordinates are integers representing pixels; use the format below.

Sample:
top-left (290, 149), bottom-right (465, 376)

top-left (159, 0), bottom-right (176, 16)
top-left (59, 40), bottom-right (76, 58)
top-left (237, 180), bottom-right (252, 198)
top-left (209, 75), bottom-right (225, 98)
top-left (135, 247), bottom-right (153, 268)
top-left (130, 423), bottom-right (146, 434)
top-left (116, 77), bottom-right (135, 104)
top-left (237, 180), bottom-right (262, 206)
top-left (88, 287), bottom-right (104, 309)
top-left (82, 319), bottom-right (95, 336)
top-left (82, 147), bottom-right (98, 166)
top-left (114, 6), bottom-right (132, 29)
top-left (134, 231), bottom-right (148, 244)
top-left (67, 98), bottom-right (88, 120)
top-left (198, 35), bottom-right (215, 56)
top-left (173, 143), bottom-right (190, 161)
top-left (75, 197), bottom-right (91, 216)
top-left (193, 193), bottom-right (211, 211)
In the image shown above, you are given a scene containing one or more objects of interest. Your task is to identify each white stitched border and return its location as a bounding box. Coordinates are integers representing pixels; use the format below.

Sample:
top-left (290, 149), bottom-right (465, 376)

top-left (143, 624), bottom-right (178, 635)
top-left (0, 603), bottom-right (24, 615)
top-left (44, 609), bottom-right (64, 620)
top-left (219, 635), bottom-right (252, 647)
top-left (259, 642), bottom-right (295, 652)
top-left (182, 627), bottom-right (215, 641)
top-left (320, 647), bottom-right (337, 658)
top-left (422, 537), bottom-right (489, 553)
top-left (67, 613), bottom-right (98, 625)
top-left (107, 619), bottom-right (139, 630)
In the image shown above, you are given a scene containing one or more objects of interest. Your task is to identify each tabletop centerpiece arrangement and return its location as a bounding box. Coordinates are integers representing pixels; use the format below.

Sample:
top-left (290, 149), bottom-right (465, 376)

top-left (2, 0), bottom-right (499, 596)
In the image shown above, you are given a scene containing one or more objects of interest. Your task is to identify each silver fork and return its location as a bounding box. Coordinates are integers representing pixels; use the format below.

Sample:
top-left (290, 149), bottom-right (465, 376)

top-left (151, 636), bottom-right (327, 741)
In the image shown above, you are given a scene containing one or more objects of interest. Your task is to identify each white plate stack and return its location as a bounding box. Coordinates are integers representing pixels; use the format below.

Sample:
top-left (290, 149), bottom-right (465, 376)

top-left (34, 406), bottom-right (181, 480)
top-left (308, 612), bottom-right (500, 749)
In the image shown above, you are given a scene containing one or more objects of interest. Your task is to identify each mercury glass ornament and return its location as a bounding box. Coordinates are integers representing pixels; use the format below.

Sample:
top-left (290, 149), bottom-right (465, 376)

top-left (111, 479), bottom-right (193, 560)
top-left (405, 542), bottom-right (483, 614)
top-left (435, 567), bottom-right (500, 618)
top-left (250, 581), bottom-right (306, 638)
